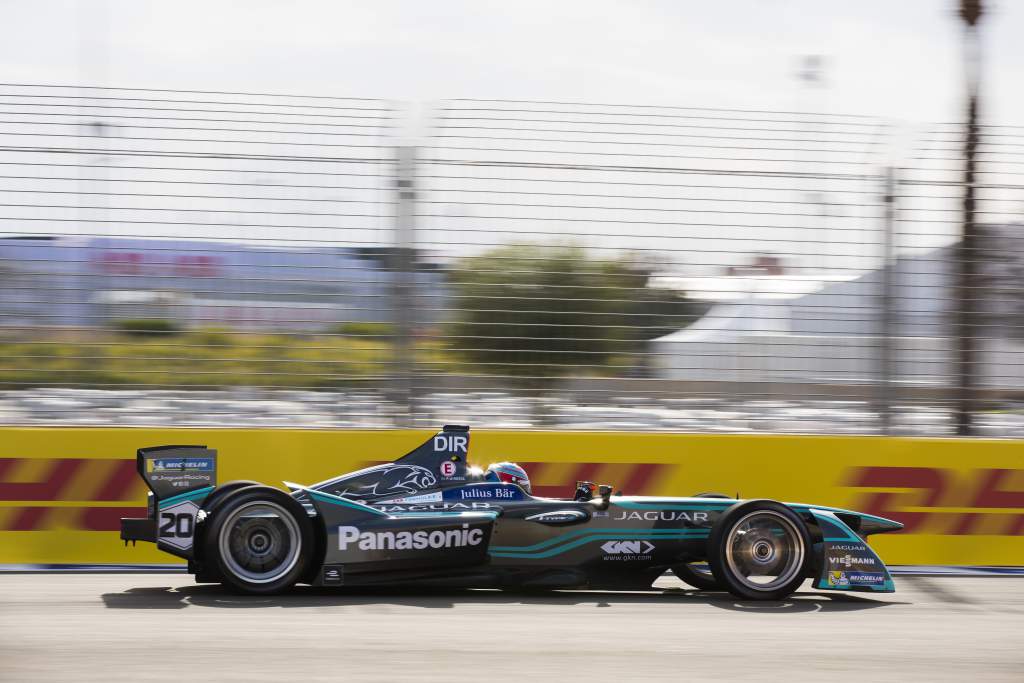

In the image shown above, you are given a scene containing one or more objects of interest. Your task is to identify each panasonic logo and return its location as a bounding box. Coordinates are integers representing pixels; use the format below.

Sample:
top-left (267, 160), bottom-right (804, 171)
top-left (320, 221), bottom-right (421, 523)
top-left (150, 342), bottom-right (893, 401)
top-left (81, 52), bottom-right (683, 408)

top-left (337, 524), bottom-right (484, 551)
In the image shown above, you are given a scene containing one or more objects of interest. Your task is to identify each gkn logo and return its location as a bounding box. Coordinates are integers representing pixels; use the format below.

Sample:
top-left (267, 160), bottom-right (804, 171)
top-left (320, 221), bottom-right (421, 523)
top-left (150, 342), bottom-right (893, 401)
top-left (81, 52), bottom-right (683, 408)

top-left (601, 540), bottom-right (655, 555)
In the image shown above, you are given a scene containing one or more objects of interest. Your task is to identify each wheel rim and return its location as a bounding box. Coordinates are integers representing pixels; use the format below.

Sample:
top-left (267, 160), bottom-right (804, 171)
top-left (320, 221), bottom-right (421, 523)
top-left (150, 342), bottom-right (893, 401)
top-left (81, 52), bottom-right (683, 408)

top-left (218, 501), bottom-right (301, 584)
top-left (724, 510), bottom-right (804, 592)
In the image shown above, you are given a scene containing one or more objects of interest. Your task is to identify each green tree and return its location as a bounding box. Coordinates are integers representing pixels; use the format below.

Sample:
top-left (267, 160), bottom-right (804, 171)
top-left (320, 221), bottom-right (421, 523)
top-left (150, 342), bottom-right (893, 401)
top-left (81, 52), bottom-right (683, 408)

top-left (448, 244), bottom-right (704, 380)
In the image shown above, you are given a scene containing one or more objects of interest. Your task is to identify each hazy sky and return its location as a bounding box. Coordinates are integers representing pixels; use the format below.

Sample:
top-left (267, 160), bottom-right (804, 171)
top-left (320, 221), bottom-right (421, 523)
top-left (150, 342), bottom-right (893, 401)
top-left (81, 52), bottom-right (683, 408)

top-left (0, 1), bottom-right (1020, 274)
top-left (0, 0), bottom-right (1019, 125)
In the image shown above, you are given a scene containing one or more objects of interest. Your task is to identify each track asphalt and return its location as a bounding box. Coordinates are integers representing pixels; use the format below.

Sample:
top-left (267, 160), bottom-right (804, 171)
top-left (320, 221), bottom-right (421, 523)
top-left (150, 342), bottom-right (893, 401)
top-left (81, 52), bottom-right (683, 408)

top-left (1, 574), bottom-right (1021, 682)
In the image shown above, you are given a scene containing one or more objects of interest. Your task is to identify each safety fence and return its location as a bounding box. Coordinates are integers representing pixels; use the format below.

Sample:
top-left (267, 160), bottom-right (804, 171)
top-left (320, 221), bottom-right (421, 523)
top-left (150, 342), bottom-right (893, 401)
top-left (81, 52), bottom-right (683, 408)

top-left (0, 428), bottom-right (1021, 566)
top-left (1, 84), bottom-right (1024, 435)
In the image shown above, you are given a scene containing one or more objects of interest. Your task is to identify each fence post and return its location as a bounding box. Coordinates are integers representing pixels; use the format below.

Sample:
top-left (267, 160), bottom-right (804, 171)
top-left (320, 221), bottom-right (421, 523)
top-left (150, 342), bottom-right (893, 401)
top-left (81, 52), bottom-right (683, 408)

top-left (391, 146), bottom-right (417, 426)
top-left (878, 167), bottom-right (897, 435)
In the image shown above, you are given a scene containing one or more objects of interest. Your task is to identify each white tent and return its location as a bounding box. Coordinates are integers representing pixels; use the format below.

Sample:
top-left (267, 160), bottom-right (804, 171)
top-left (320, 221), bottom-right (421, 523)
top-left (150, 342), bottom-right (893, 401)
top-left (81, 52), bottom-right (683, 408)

top-left (650, 247), bottom-right (1024, 389)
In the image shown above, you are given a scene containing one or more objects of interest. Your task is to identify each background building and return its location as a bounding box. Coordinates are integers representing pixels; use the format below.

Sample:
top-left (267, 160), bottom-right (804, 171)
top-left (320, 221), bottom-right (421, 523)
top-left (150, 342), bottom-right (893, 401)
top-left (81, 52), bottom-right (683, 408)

top-left (0, 235), bottom-right (449, 331)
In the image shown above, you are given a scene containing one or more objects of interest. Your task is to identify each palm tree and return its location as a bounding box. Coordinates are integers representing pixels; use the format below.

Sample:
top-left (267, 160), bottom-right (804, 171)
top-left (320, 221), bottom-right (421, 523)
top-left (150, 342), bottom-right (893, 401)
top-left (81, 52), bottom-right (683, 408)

top-left (954, 0), bottom-right (983, 435)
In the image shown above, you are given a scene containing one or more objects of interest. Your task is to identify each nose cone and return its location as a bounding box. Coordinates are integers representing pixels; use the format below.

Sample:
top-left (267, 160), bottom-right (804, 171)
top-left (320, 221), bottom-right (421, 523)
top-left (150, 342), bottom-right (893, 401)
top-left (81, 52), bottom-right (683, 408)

top-left (861, 514), bottom-right (904, 535)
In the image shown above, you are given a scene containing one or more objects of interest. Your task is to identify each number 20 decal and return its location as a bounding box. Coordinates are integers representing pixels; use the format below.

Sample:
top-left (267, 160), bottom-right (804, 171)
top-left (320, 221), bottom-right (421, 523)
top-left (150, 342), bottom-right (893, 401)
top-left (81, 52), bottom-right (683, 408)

top-left (159, 512), bottom-right (194, 538)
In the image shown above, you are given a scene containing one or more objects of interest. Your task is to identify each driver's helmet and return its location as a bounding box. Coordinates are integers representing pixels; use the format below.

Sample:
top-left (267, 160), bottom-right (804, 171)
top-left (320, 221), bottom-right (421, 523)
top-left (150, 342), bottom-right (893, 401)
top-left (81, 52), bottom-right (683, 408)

top-left (485, 462), bottom-right (531, 494)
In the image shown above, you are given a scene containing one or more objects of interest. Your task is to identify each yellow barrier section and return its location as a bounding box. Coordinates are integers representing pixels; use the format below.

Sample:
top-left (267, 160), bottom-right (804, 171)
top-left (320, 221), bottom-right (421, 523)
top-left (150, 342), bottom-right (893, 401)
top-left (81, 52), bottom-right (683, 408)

top-left (0, 428), bottom-right (1022, 566)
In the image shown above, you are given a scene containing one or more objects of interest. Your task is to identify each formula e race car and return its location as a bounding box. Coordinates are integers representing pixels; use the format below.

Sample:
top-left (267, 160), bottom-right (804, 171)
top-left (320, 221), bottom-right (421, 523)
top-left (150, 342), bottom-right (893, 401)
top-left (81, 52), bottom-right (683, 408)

top-left (121, 425), bottom-right (902, 600)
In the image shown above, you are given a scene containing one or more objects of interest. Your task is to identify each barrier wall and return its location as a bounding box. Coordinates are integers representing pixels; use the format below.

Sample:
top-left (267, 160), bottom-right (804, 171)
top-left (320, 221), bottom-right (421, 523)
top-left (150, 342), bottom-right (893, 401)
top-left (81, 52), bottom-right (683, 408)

top-left (1, 428), bottom-right (1022, 566)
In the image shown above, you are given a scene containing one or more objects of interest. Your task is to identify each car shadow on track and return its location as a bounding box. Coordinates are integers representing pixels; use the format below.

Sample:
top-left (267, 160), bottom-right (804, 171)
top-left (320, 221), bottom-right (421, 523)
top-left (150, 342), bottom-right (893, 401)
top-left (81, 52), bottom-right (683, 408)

top-left (101, 584), bottom-right (904, 613)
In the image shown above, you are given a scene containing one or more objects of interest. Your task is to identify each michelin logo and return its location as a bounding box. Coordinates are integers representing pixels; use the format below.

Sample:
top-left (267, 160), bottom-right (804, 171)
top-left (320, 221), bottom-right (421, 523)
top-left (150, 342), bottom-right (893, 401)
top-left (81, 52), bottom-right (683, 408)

top-left (848, 572), bottom-right (885, 585)
top-left (338, 524), bottom-right (484, 551)
top-left (149, 458), bottom-right (213, 472)
top-left (827, 570), bottom-right (885, 588)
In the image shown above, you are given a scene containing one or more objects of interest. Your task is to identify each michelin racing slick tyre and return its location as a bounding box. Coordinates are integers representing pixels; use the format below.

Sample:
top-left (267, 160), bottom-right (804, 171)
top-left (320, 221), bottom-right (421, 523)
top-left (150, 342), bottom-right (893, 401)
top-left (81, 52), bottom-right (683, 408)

top-left (200, 480), bottom-right (262, 514)
top-left (708, 500), bottom-right (811, 601)
top-left (202, 485), bottom-right (313, 595)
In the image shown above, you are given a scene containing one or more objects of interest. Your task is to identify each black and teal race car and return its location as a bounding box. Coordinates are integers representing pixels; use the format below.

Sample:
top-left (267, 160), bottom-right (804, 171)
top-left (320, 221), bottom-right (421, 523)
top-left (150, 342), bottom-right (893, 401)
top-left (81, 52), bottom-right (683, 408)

top-left (121, 425), bottom-right (901, 600)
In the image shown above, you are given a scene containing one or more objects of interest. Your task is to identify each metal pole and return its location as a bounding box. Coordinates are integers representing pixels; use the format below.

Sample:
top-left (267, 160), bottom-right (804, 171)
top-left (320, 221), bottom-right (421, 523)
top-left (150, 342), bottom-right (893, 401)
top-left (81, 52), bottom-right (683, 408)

top-left (391, 146), bottom-right (417, 426)
top-left (878, 167), bottom-right (896, 435)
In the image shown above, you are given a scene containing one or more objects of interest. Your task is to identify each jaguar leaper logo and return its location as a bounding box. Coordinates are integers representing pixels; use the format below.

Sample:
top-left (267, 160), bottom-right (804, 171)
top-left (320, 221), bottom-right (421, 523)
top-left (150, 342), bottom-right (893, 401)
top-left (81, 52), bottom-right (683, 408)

top-left (335, 464), bottom-right (438, 497)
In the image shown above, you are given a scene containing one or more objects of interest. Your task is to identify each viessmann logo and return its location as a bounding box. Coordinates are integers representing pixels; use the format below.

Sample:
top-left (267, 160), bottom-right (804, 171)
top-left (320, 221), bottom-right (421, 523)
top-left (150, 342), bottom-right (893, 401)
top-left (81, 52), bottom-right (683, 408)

top-left (337, 524), bottom-right (484, 551)
top-left (830, 554), bottom-right (876, 568)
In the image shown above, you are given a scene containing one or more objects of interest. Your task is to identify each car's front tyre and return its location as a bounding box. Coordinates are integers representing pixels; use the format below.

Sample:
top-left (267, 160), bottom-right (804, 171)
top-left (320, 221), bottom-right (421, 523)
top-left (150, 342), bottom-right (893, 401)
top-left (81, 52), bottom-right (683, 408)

top-left (673, 562), bottom-right (723, 591)
top-left (708, 500), bottom-right (811, 601)
top-left (202, 485), bottom-right (312, 595)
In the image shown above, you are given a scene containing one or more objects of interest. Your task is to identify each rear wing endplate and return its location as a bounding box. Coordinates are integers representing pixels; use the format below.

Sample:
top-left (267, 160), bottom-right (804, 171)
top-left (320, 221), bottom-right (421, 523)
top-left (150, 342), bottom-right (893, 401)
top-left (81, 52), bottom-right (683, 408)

top-left (121, 445), bottom-right (217, 559)
top-left (136, 444), bottom-right (217, 503)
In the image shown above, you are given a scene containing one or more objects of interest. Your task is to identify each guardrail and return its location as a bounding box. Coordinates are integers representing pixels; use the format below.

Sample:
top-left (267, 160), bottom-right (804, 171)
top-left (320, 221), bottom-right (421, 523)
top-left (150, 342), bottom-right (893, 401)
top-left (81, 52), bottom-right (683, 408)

top-left (0, 428), bottom-right (1020, 565)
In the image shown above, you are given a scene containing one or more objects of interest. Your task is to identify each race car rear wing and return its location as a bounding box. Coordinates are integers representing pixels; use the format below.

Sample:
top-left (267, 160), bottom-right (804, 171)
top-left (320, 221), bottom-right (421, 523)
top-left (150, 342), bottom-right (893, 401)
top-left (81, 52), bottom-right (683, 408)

top-left (120, 445), bottom-right (217, 559)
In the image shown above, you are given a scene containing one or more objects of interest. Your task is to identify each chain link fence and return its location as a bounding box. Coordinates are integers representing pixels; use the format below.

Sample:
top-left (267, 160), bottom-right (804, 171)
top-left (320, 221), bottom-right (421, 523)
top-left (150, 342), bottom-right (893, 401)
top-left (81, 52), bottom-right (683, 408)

top-left (0, 84), bottom-right (1021, 435)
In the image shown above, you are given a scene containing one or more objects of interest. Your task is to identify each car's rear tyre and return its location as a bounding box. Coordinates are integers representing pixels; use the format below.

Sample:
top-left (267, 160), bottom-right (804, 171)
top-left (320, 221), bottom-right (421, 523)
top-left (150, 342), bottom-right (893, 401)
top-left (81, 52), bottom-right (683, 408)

top-left (708, 500), bottom-right (811, 601)
top-left (201, 480), bottom-right (263, 514)
top-left (202, 485), bottom-right (312, 595)
top-left (673, 562), bottom-right (723, 591)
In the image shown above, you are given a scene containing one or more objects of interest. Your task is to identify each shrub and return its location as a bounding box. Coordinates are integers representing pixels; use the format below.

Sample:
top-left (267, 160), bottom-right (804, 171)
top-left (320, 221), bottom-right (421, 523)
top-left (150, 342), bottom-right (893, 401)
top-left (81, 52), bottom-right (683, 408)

top-left (330, 322), bottom-right (395, 339)
top-left (448, 244), bottom-right (705, 380)
top-left (189, 327), bottom-right (234, 347)
top-left (113, 319), bottom-right (182, 337)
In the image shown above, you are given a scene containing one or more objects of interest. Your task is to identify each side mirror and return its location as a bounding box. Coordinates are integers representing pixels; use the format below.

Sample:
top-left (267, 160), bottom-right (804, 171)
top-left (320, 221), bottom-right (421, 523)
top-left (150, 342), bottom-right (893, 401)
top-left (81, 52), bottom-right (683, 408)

top-left (592, 484), bottom-right (613, 510)
top-left (573, 481), bottom-right (596, 502)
